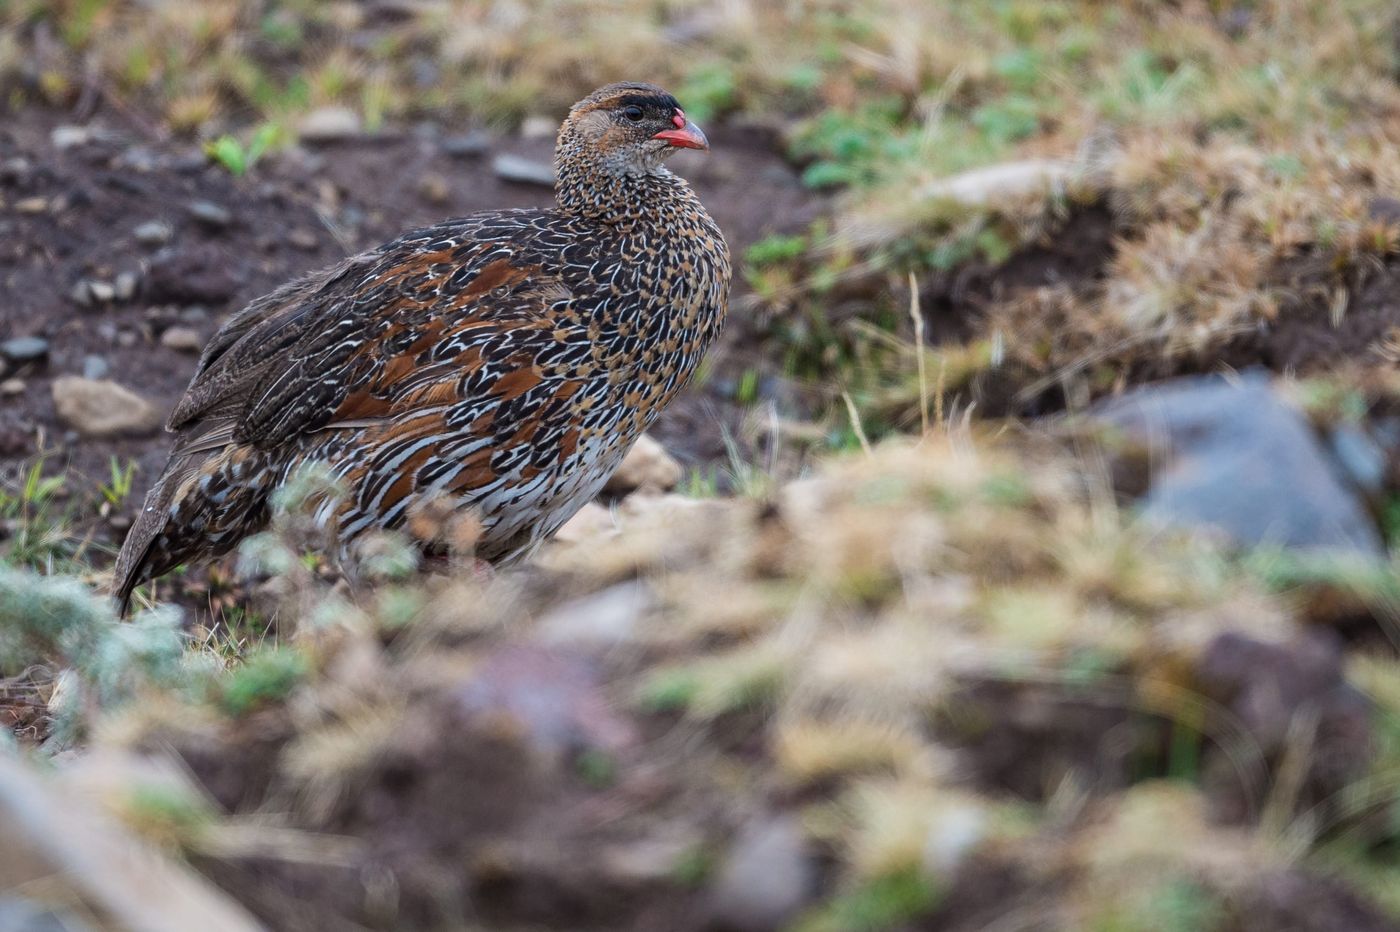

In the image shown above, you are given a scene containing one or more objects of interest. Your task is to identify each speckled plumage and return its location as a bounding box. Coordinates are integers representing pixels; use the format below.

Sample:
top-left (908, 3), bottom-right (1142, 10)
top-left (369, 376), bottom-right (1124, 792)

top-left (114, 83), bottom-right (730, 611)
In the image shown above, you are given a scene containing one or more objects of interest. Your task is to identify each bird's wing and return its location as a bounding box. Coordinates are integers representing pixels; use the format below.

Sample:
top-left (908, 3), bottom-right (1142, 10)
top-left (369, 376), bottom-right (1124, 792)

top-left (167, 212), bottom-right (580, 449)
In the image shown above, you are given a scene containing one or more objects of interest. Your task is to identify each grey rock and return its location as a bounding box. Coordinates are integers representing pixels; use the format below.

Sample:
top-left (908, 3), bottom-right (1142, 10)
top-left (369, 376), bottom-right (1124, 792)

top-left (1327, 425), bottom-right (1387, 499)
top-left (0, 379), bottom-right (25, 397)
top-left (186, 200), bottom-right (232, 230)
top-left (86, 280), bottom-right (115, 303)
top-left (708, 816), bottom-right (813, 932)
top-left (492, 153), bottom-right (556, 187)
top-left (0, 336), bottom-right (49, 364)
top-left (1089, 372), bottom-right (1384, 557)
top-left (442, 130), bottom-right (492, 158)
top-left (133, 220), bottom-right (172, 245)
top-left (81, 355), bottom-right (109, 380)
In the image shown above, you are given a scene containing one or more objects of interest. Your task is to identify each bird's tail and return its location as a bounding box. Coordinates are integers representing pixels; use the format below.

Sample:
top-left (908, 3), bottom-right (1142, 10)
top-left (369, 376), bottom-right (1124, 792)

top-left (111, 443), bottom-right (279, 616)
top-left (112, 463), bottom-right (184, 617)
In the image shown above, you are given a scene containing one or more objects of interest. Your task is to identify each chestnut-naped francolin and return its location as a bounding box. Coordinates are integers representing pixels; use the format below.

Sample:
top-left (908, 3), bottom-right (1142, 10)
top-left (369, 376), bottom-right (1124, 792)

top-left (114, 82), bottom-right (730, 612)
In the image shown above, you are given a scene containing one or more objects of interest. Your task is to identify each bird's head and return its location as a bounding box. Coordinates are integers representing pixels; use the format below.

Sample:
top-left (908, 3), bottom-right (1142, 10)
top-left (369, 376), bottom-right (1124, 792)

top-left (557, 82), bottom-right (709, 182)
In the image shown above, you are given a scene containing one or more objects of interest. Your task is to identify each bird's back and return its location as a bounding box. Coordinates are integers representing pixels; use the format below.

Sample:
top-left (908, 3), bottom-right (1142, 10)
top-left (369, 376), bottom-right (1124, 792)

top-left (114, 181), bottom-right (728, 611)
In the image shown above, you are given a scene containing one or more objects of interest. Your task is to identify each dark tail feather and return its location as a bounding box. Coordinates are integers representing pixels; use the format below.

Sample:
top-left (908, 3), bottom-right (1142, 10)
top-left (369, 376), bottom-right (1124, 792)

top-left (112, 468), bottom-right (182, 617)
top-left (112, 440), bottom-right (281, 616)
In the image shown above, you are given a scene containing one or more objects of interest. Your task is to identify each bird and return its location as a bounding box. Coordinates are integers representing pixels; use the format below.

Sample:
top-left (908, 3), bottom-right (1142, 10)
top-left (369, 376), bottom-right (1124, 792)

top-left (113, 82), bottom-right (731, 613)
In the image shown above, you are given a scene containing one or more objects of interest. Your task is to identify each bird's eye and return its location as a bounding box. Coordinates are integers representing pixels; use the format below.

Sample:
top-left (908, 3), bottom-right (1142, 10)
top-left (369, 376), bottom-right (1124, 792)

top-left (622, 105), bottom-right (644, 122)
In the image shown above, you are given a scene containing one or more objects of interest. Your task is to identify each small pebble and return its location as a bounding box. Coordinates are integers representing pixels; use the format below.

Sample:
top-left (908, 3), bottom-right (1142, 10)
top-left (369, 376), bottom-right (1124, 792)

top-left (289, 228), bottom-right (319, 250)
top-left (0, 158), bottom-right (32, 183)
top-left (14, 197), bottom-right (48, 214)
top-left (171, 153), bottom-right (207, 174)
top-left (115, 147), bottom-right (157, 172)
top-left (519, 115), bottom-right (557, 140)
top-left (298, 106), bottom-right (363, 142)
top-left (50, 125), bottom-right (91, 150)
top-left (69, 280), bottom-right (92, 307)
top-left (133, 220), bottom-right (172, 245)
top-left (82, 355), bottom-right (110, 380)
top-left (187, 200), bottom-right (232, 229)
top-left (442, 130), bottom-right (492, 158)
top-left (492, 153), bottom-right (556, 188)
top-left (0, 336), bottom-right (49, 364)
top-left (114, 270), bottom-right (140, 301)
top-left (0, 379), bottom-right (24, 397)
top-left (418, 173), bottom-right (449, 204)
top-left (88, 280), bottom-right (116, 303)
top-left (160, 326), bottom-right (203, 353)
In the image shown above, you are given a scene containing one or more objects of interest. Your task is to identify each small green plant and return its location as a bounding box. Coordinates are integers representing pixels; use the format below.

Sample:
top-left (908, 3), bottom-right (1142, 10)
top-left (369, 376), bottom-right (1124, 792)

top-left (677, 63), bottom-right (738, 123)
top-left (637, 667), bottom-right (701, 713)
top-left (799, 866), bottom-right (940, 932)
top-left (670, 844), bottom-right (715, 888)
top-left (0, 459), bottom-right (79, 570)
top-left (205, 123), bottom-right (281, 176)
top-left (735, 368), bottom-right (761, 405)
top-left (745, 233), bottom-right (810, 268)
top-left (681, 468), bottom-right (721, 499)
top-left (100, 457), bottom-right (137, 507)
top-left (197, 603), bottom-right (272, 664)
top-left (0, 566), bottom-right (187, 744)
top-left (121, 784), bottom-right (216, 852)
top-left (574, 748), bottom-right (617, 789)
top-left (220, 647), bottom-right (308, 716)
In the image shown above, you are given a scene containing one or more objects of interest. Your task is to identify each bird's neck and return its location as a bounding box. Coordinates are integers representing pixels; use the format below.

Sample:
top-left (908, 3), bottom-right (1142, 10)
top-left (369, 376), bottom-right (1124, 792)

top-left (554, 136), bottom-right (694, 227)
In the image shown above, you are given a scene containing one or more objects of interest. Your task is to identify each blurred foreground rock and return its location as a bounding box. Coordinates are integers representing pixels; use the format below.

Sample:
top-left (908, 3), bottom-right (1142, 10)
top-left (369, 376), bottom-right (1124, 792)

top-left (1088, 372), bottom-right (1384, 557)
top-left (605, 433), bottom-right (683, 495)
top-left (0, 754), bottom-right (263, 932)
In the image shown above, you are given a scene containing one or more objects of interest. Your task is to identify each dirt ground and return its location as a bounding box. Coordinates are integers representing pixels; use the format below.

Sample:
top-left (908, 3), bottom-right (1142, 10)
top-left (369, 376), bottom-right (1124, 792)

top-left (0, 102), bottom-right (824, 568)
